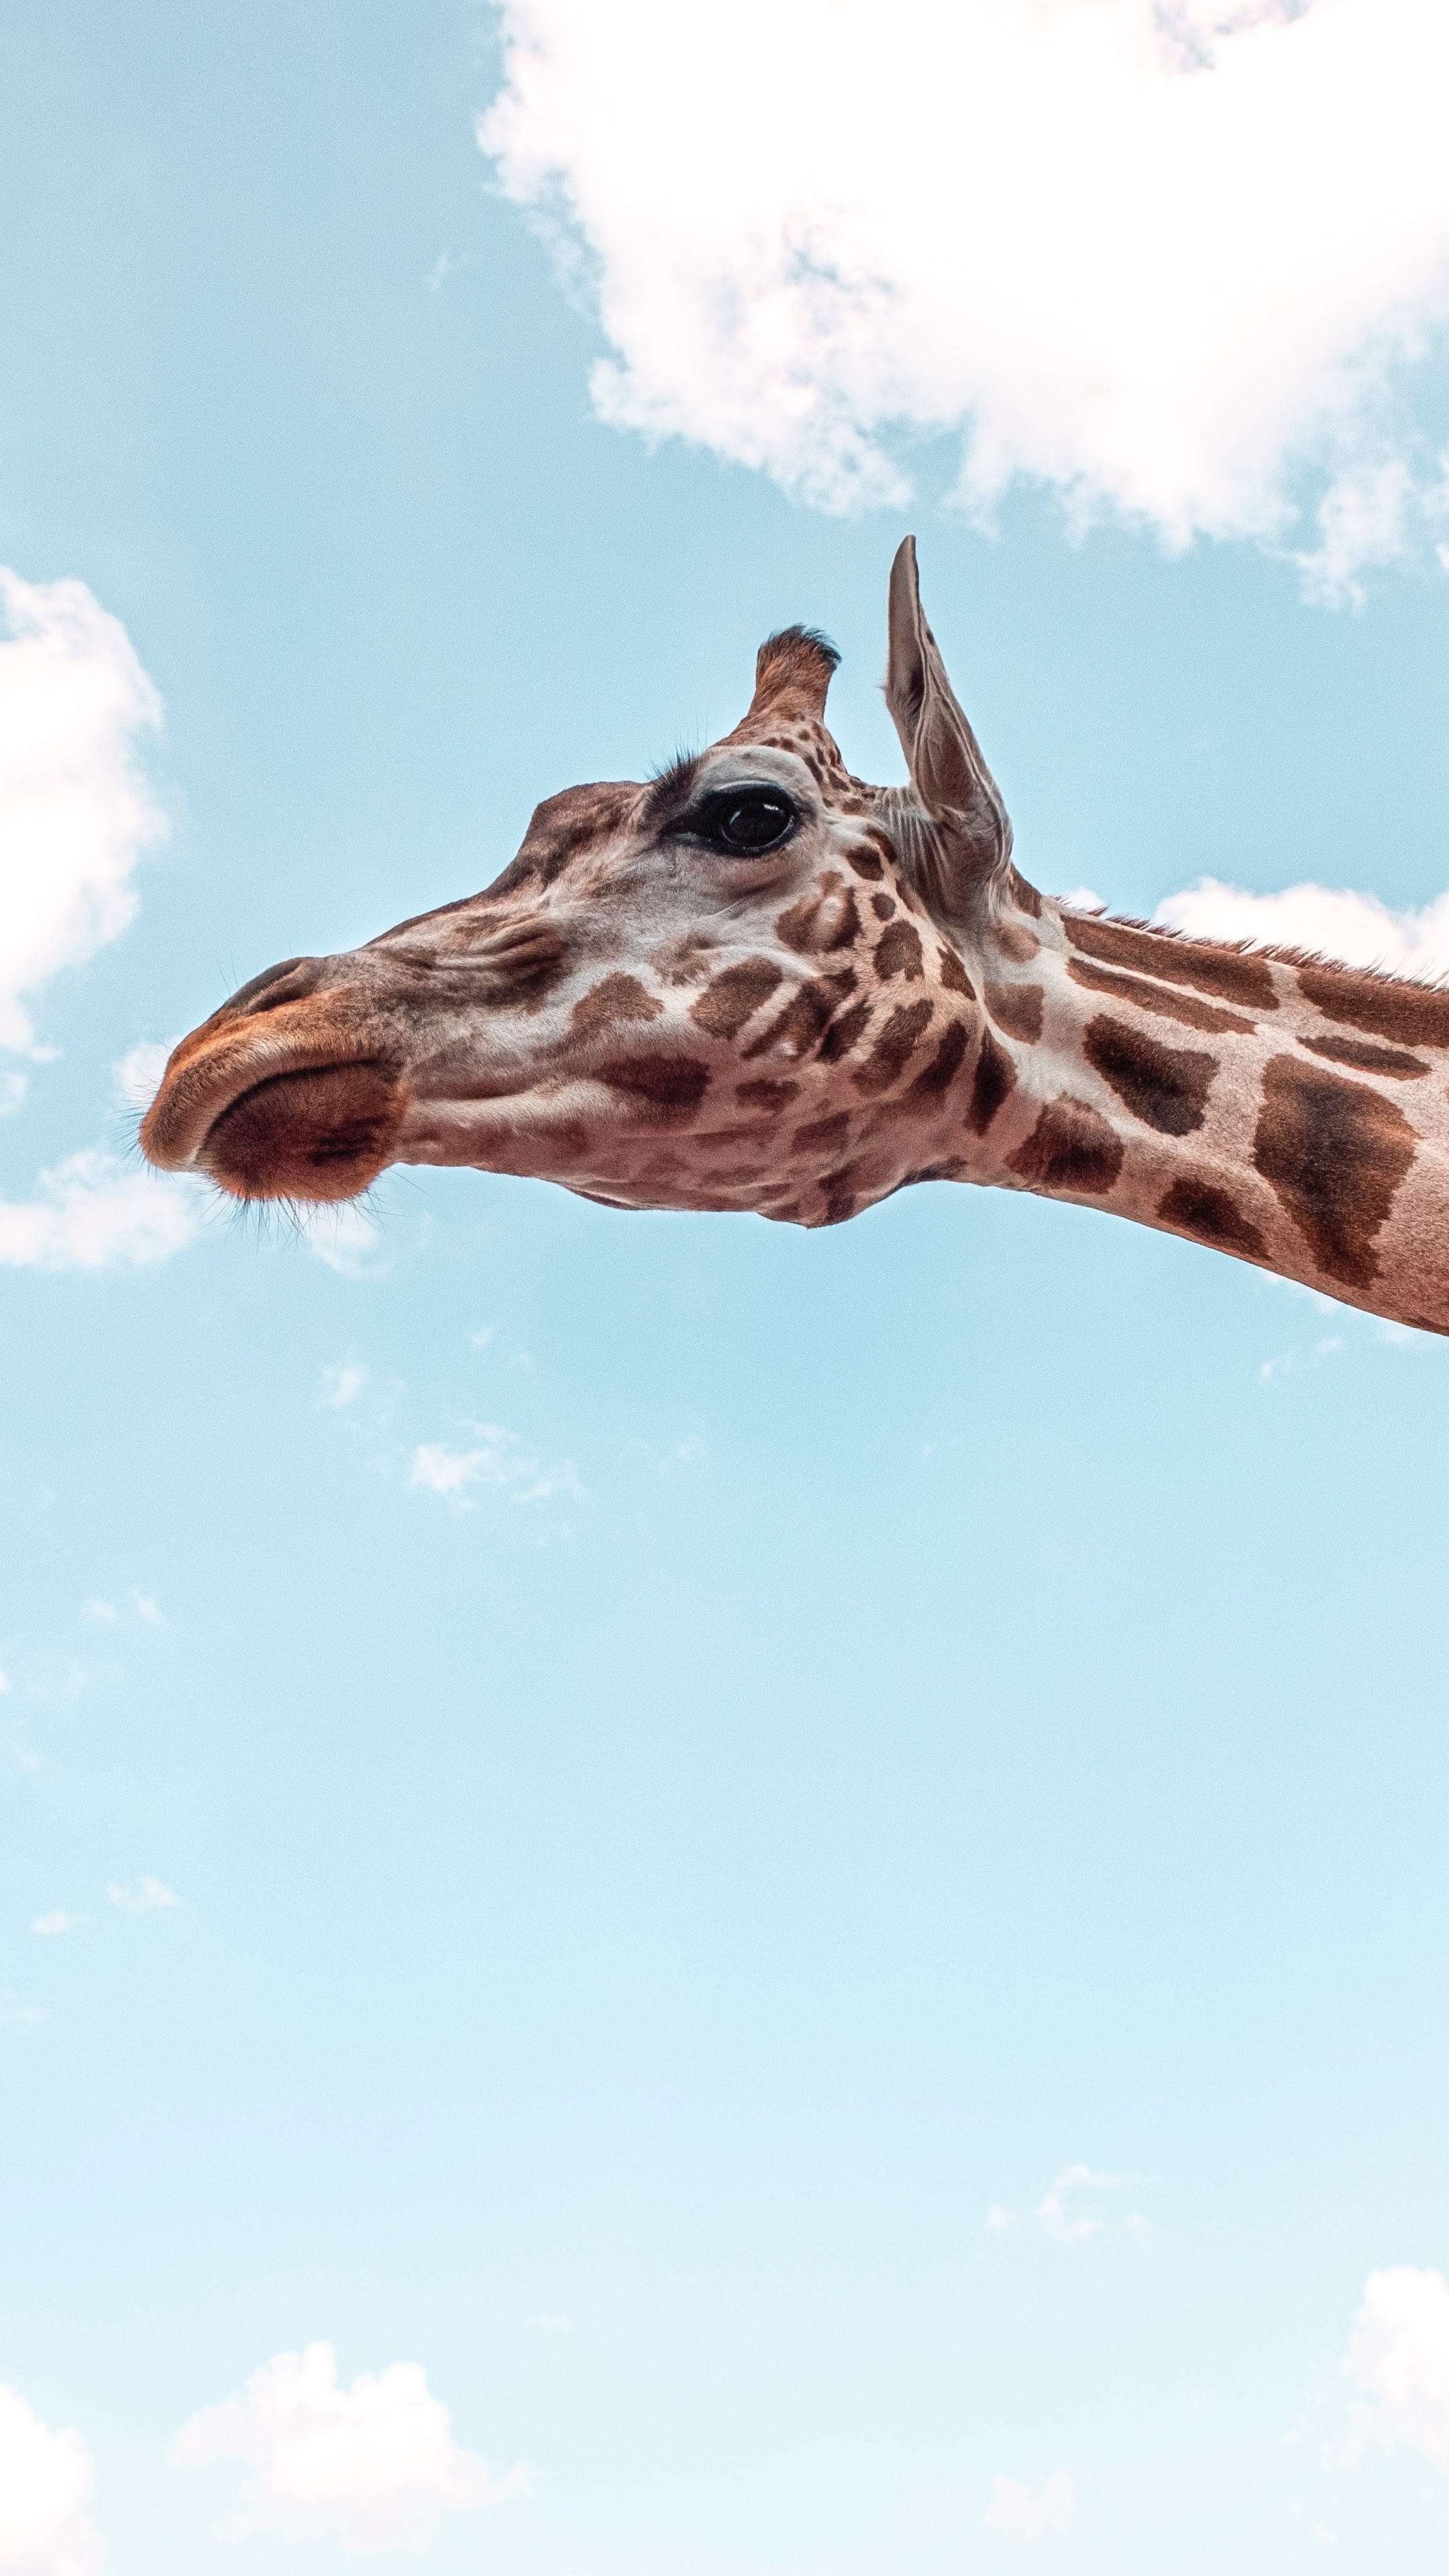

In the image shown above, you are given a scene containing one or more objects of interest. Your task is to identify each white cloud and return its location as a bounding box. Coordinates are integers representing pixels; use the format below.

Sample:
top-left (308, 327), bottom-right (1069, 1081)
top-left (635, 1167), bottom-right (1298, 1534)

top-left (482, 1), bottom-right (1449, 589)
top-left (107, 1876), bottom-right (178, 1915)
top-left (0, 1073), bottom-right (26, 1118)
top-left (0, 2383), bottom-right (103, 2575)
top-left (0, 1150), bottom-right (202, 1271)
top-left (1344, 2265), bottom-right (1449, 2473)
top-left (1036, 2163), bottom-right (1148, 2243)
top-left (295, 1201), bottom-right (384, 1279)
top-left (663, 1434), bottom-right (707, 1470)
top-left (0, 1996), bottom-right (46, 2032)
top-left (983, 2470), bottom-right (1077, 2540)
top-left (0, 568), bottom-right (166, 1056)
top-left (409, 1425), bottom-right (584, 1508)
top-left (170, 2341), bottom-right (529, 2554)
top-left (320, 1360), bottom-right (368, 1410)
top-left (32, 1913), bottom-right (80, 1937)
top-left (1259, 1333), bottom-right (1343, 1385)
top-left (1155, 878), bottom-right (1449, 976)
top-left (80, 1600), bottom-right (116, 1623)
top-left (1297, 457), bottom-right (1417, 608)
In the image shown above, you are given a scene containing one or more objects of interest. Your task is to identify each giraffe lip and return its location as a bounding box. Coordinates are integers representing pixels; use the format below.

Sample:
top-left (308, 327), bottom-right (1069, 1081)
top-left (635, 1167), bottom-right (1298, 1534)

top-left (141, 1027), bottom-right (409, 1203)
top-left (195, 1059), bottom-right (409, 1203)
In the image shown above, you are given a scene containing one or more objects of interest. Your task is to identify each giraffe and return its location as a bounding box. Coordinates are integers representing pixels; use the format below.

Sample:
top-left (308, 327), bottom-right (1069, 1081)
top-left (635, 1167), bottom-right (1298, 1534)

top-left (142, 540), bottom-right (1449, 1336)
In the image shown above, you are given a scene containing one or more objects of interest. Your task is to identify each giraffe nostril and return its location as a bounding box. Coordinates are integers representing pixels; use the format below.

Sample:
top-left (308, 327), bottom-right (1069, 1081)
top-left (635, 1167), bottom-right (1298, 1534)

top-left (225, 957), bottom-right (325, 1017)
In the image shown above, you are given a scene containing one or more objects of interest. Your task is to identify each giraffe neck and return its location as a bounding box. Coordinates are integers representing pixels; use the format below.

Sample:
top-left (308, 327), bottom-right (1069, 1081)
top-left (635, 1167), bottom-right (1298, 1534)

top-left (968, 906), bottom-right (1449, 1335)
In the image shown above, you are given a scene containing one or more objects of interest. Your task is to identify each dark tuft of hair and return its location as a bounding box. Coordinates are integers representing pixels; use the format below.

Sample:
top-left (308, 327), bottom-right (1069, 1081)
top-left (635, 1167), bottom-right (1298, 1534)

top-left (755, 624), bottom-right (841, 688)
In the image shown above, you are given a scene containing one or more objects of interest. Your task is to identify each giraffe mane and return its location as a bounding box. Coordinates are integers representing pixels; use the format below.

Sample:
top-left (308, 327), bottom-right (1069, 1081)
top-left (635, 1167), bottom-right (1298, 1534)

top-left (1060, 906), bottom-right (1449, 998)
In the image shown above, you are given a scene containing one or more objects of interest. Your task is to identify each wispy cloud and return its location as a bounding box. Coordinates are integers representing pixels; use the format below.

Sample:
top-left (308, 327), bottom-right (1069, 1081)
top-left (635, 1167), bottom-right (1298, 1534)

top-left (0, 1148), bottom-right (202, 1271)
top-left (0, 2384), bottom-right (102, 2573)
top-left (171, 2341), bottom-right (530, 2553)
top-left (1258, 1334), bottom-right (1344, 1385)
top-left (410, 1425), bottom-right (584, 1509)
top-left (1038, 2163), bottom-right (1149, 2245)
top-left (0, 1992), bottom-right (47, 2031)
top-left (107, 1875), bottom-right (179, 1915)
top-left (1343, 2265), bottom-right (1449, 2474)
top-left (989, 2163), bottom-right (1150, 2245)
top-left (32, 1910), bottom-right (81, 1936)
top-left (321, 1360), bottom-right (369, 1410)
top-left (295, 1201), bottom-right (385, 1279)
top-left (982, 2469), bottom-right (1077, 2540)
top-left (483, 1), bottom-right (1449, 595)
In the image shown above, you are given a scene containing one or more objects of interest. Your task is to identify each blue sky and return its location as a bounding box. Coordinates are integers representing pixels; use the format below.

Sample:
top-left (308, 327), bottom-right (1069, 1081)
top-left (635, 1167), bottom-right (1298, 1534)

top-left (3, 4), bottom-right (1449, 2569)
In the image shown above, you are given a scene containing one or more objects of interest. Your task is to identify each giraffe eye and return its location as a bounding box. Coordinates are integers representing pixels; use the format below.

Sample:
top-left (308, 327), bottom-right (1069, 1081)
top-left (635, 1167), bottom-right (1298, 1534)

top-left (693, 788), bottom-right (797, 855)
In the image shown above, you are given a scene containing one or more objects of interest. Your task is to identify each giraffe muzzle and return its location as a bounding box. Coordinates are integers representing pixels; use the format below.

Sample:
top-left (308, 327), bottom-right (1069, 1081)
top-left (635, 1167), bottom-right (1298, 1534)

top-left (193, 1060), bottom-right (409, 1203)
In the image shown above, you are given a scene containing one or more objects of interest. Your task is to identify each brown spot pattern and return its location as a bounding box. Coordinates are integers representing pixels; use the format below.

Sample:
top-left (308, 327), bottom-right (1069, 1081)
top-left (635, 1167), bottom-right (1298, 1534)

top-left (874, 921), bottom-right (925, 981)
top-left (967, 1028), bottom-right (1016, 1134)
top-left (1084, 1014), bottom-right (1216, 1136)
top-left (909, 1022), bottom-right (970, 1099)
top-left (985, 980), bottom-right (1045, 1042)
top-left (570, 973), bottom-right (663, 1036)
top-left (817, 999), bottom-right (871, 1063)
top-left (743, 970), bottom-right (857, 1062)
top-left (938, 946), bottom-right (976, 998)
top-left (1299, 1033), bottom-right (1429, 1079)
top-left (735, 1078), bottom-right (798, 1112)
top-left (1007, 1097), bottom-right (1124, 1196)
top-left (793, 1112), bottom-right (852, 1154)
top-left (1252, 1055), bottom-right (1415, 1289)
top-left (486, 782), bottom-right (637, 896)
top-left (1156, 1175), bottom-right (1267, 1260)
top-left (996, 922), bottom-right (1040, 964)
top-left (870, 892), bottom-right (896, 922)
top-left (598, 1053), bottom-right (710, 1119)
top-left (775, 884), bottom-right (861, 955)
top-left (843, 833), bottom-right (888, 882)
top-left (1297, 967), bottom-right (1449, 1051)
top-left (853, 999), bottom-right (934, 1094)
top-left (1065, 914), bottom-right (1277, 1009)
top-left (688, 958), bottom-right (784, 1038)
top-left (1066, 955), bottom-right (1254, 1038)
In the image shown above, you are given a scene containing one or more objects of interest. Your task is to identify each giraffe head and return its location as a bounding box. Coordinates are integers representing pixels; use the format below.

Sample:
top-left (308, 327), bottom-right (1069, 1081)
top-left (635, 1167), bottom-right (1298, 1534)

top-left (142, 541), bottom-right (1049, 1227)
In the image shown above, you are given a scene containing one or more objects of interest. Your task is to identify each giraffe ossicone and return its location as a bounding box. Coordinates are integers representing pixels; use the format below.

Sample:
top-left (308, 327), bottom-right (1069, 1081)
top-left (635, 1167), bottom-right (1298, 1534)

top-left (142, 539), bottom-right (1449, 1334)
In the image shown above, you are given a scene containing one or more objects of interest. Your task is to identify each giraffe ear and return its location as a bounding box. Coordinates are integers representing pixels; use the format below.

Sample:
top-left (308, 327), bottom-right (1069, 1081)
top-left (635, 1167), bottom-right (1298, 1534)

top-left (883, 537), bottom-right (1013, 918)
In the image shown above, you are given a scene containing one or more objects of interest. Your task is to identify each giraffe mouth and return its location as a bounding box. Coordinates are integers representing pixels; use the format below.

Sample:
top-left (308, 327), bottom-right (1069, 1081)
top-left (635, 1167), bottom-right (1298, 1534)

top-left (142, 1041), bottom-right (410, 1204)
top-left (197, 1061), bottom-right (409, 1202)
